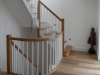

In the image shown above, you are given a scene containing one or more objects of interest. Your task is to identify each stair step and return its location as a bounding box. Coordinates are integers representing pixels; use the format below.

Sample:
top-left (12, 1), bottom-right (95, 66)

top-left (64, 41), bottom-right (67, 44)
top-left (44, 31), bottom-right (56, 35)
top-left (40, 26), bottom-right (52, 30)
top-left (64, 46), bottom-right (72, 57)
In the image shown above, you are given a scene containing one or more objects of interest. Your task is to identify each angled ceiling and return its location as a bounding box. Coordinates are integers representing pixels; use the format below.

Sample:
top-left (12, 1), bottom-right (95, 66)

top-left (2, 0), bottom-right (31, 27)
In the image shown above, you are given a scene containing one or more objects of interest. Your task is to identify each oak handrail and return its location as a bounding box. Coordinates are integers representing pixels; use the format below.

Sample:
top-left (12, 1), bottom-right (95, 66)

top-left (11, 41), bottom-right (38, 68)
top-left (10, 32), bottom-right (63, 41)
top-left (39, 1), bottom-right (62, 21)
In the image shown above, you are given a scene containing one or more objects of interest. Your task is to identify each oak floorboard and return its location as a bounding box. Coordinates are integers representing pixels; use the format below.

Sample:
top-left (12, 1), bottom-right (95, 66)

top-left (47, 51), bottom-right (100, 75)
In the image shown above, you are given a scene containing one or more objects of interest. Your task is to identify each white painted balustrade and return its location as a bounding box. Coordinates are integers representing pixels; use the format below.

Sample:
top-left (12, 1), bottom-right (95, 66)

top-left (11, 33), bottom-right (62, 75)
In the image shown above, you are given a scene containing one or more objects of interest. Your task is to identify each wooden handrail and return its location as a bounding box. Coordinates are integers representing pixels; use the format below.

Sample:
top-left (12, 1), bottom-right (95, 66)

top-left (11, 41), bottom-right (38, 68)
top-left (10, 32), bottom-right (63, 41)
top-left (39, 1), bottom-right (62, 21)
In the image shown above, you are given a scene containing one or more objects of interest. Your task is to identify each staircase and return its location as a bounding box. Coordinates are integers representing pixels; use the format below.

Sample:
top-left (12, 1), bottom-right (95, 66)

top-left (4, 0), bottom-right (72, 75)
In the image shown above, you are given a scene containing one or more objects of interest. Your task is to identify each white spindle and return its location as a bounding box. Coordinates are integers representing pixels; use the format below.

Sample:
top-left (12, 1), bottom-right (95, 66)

top-left (55, 39), bottom-right (56, 68)
top-left (57, 38), bottom-right (58, 65)
top-left (14, 41), bottom-right (15, 74)
top-left (53, 40), bottom-right (54, 70)
top-left (46, 10), bottom-right (48, 33)
top-left (20, 53), bottom-right (22, 74)
top-left (22, 42), bottom-right (24, 75)
top-left (42, 6), bottom-right (44, 28)
top-left (60, 21), bottom-right (61, 32)
top-left (16, 43), bottom-right (17, 73)
top-left (37, 42), bottom-right (39, 75)
top-left (40, 4), bottom-right (42, 28)
top-left (49, 12), bottom-right (51, 33)
top-left (46, 41), bottom-right (48, 74)
top-left (52, 14), bottom-right (53, 32)
top-left (50, 40), bottom-right (52, 72)
top-left (32, 42), bottom-right (34, 75)
top-left (17, 41), bottom-right (19, 74)
top-left (55, 17), bottom-right (57, 32)
top-left (31, 0), bottom-right (34, 4)
top-left (44, 7), bottom-right (45, 29)
top-left (42, 41), bottom-right (44, 75)
top-left (60, 36), bottom-right (61, 60)
top-left (12, 44), bottom-right (13, 73)
top-left (57, 19), bottom-right (58, 32)
top-left (61, 35), bottom-right (62, 59)
top-left (27, 42), bottom-right (29, 75)
top-left (59, 37), bottom-right (60, 62)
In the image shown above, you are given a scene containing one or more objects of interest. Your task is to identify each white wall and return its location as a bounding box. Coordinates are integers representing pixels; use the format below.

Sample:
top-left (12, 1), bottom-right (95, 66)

top-left (97, 0), bottom-right (100, 60)
top-left (41, 0), bottom-right (62, 18)
top-left (37, 0), bottom-right (98, 52)
top-left (0, 0), bottom-right (31, 71)
top-left (61, 0), bottom-right (98, 51)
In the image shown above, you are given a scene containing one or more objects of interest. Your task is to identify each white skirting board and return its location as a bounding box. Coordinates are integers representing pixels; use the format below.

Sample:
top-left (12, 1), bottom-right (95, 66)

top-left (0, 68), bottom-right (2, 71)
top-left (64, 37), bottom-right (96, 52)
top-left (72, 47), bottom-right (88, 52)
top-left (97, 56), bottom-right (100, 61)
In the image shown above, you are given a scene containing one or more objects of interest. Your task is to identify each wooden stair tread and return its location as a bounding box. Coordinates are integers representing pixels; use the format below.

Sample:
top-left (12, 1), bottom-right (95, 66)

top-left (64, 46), bottom-right (72, 53)
top-left (64, 41), bottom-right (67, 44)
top-left (44, 31), bottom-right (56, 35)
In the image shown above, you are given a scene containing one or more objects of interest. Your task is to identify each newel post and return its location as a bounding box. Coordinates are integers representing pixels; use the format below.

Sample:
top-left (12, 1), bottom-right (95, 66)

top-left (62, 19), bottom-right (64, 57)
top-left (7, 35), bottom-right (12, 74)
top-left (37, 0), bottom-right (41, 37)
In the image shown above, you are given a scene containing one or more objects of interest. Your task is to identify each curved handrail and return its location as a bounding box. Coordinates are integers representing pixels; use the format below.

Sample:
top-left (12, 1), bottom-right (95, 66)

top-left (10, 32), bottom-right (63, 41)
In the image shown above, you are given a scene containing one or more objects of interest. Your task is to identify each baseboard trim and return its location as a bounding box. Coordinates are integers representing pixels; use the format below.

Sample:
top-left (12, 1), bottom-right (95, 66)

top-left (72, 47), bottom-right (88, 52)
top-left (98, 56), bottom-right (100, 61)
top-left (0, 68), bottom-right (2, 71)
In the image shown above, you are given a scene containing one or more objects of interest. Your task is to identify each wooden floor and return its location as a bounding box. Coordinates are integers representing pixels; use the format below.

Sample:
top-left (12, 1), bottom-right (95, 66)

top-left (47, 51), bottom-right (100, 75)
top-left (1, 51), bottom-right (100, 75)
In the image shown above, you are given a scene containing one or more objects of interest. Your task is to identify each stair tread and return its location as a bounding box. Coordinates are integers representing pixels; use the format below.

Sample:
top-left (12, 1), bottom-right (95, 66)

top-left (64, 46), bottom-right (72, 53)
top-left (44, 31), bottom-right (56, 35)
top-left (64, 41), bottom-right (67, 44)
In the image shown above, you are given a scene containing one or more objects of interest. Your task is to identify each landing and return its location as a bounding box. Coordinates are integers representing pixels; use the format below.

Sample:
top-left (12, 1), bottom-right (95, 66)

top-left (48, 51), bottom-right (100, 75)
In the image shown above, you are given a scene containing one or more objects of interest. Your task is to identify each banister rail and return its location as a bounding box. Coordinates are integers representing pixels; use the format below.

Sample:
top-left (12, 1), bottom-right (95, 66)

top-left (10, 32), bottom-right (63, 41)
top-left (39, 1), bottom-right (62, 21)
top-left (7, 31), bottom-right (63, 74)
